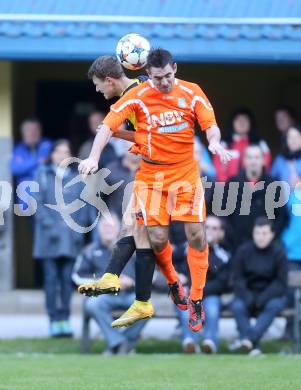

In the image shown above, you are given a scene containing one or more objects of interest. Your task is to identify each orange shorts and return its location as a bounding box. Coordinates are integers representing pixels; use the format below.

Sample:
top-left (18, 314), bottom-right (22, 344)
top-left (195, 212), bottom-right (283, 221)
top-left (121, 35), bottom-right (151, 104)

top-left (134, 159), bottom-right (206, 226)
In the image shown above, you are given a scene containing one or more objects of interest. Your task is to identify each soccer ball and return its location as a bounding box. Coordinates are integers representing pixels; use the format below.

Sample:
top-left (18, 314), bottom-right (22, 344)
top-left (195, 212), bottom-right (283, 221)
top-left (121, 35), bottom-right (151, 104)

top-left (116, 33), bottom-right (151, 70)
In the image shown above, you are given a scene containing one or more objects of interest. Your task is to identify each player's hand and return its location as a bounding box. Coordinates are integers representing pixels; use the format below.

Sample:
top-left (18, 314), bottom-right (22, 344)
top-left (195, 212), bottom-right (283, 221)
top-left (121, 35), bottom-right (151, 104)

top-left (78, 157), bottom-right (98, 177)
top-left (208, 141), bottom-right (232, 164)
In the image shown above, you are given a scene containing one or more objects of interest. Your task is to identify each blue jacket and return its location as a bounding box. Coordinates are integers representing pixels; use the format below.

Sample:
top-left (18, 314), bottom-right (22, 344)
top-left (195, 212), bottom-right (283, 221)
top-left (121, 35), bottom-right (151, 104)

top-left (10, 138), bottom-right (53, 183)
top-left (271, 154), bottom-right (301, 261)
top-left (271, 154), bottom-right (301, 184)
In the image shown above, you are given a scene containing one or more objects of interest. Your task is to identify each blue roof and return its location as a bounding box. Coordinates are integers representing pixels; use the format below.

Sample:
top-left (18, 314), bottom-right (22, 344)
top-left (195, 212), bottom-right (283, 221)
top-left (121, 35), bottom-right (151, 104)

top-left (0, 0), bottom-right (301, 62)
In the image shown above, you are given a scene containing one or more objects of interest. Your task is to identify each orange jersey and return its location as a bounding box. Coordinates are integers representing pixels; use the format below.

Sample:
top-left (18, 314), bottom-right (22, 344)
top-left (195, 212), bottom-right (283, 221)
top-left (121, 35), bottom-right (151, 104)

top-left (103, 78), bottom-right (217, 164)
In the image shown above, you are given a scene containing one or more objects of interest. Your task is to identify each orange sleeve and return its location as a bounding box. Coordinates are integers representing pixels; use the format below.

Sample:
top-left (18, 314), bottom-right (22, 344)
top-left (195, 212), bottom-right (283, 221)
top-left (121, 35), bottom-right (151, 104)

top-left (103, 90), bottom-right (138, 132)
top-left (191, 84), bottom-right (217, 131)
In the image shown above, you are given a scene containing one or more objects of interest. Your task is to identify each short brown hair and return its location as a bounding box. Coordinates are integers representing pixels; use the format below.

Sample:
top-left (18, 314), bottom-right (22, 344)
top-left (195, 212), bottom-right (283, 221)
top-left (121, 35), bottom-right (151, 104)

top-left (87, 56), bottom-right (125, 80)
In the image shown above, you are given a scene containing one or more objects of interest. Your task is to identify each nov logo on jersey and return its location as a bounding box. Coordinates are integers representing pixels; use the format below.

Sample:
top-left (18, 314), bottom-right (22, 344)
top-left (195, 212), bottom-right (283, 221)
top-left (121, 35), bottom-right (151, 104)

top-left (151, 110), bottom-right (185, 127)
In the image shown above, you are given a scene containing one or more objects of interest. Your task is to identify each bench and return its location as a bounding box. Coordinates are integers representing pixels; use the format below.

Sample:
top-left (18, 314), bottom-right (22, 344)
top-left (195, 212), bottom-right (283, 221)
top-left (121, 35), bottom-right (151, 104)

top-left (80, 270), bottom-right (301, 353)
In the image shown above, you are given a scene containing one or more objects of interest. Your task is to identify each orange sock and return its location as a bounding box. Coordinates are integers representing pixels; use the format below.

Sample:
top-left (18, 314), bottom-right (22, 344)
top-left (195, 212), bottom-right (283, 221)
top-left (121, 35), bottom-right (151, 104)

top-left (154, 241), bottom-right (178, 285)
top-left (187, 244), bottom-right (209, 301)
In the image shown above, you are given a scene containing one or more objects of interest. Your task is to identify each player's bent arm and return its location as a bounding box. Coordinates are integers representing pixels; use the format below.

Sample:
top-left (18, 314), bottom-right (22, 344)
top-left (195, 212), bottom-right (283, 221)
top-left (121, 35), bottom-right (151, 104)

top-left (78, 124), bottom-right (112, 175)
top-left (206, 124), bottom-right (232, 164)
top-left (112, 129), bottom-right (135, 143)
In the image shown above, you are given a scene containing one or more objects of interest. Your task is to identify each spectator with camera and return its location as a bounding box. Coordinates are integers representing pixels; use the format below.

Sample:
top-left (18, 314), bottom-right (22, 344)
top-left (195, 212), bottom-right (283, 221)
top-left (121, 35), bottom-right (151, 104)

top-left (231, 217), bottom-right (287, 355)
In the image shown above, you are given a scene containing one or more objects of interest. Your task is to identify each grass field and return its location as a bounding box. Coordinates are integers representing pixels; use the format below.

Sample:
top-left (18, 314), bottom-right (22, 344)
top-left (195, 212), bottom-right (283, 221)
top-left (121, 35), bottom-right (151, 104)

top-left (0, 339), bottom-right (300, 389)
top-left (1, 353), bottom-right (301, 390)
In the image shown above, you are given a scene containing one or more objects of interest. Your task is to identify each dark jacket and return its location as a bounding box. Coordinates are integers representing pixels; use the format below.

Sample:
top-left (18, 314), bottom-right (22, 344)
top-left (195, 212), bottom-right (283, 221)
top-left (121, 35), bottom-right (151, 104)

top-left (222, 170), bottom-right (288, 249)
top-left (72, 240), bottom-right (135, 291)
top-left (232, 240), bottom-right (287, 310)
top-left (33, 164), bottom-right (89, 259)
top-left (205, 244), bottom-right (231, 296)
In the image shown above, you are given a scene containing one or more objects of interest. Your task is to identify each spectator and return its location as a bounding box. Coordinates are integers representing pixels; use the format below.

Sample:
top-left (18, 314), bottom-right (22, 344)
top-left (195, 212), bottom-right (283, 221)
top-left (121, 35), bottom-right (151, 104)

top-left (167, 218), bottom-right (230, 354)
top-left (72, 214), bottom-right (146, 355)
top-left (271, 125), bottom-right (301, 338)
top-left (231, 217), bottom-right (287, 355)
top-left (78, 111), bottom-right (116, 167)
top-left (213, 108), bottom-right (271, 182)
top-left (274, 106), bottom-right (296, 135)
top-left (106, 152), bottom-right (140, 218)
top-left (221, 144), bottom-right (288, 250)
top-left (10, 118), bottom-right (52, 208)
top-left (33, 139), bottom-right (88, 337)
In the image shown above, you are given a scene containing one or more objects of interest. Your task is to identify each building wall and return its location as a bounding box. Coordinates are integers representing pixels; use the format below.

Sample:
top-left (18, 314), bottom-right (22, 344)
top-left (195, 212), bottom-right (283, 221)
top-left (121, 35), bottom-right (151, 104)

top-left (0, 61), bottom-right (14, 290)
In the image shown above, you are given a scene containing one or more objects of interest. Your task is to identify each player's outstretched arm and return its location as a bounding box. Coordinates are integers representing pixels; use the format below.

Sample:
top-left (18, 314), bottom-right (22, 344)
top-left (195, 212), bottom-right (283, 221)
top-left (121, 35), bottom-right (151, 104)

top-left (206, 125), bottom-right (232, 165)
top-left (78, 124), bottom-right (112, 176)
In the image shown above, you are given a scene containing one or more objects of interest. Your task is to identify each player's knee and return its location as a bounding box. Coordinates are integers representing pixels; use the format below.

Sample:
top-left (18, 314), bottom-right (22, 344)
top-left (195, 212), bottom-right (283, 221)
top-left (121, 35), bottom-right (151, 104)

top-left (188, 230), bottom-right (207, 251)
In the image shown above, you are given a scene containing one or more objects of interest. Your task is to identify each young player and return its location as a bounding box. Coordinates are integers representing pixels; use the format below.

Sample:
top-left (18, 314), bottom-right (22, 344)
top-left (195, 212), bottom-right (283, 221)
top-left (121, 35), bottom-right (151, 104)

top-left (79, 49), bottom-right (231, 331)
top-left (78, 56), bottom-right (187, 316)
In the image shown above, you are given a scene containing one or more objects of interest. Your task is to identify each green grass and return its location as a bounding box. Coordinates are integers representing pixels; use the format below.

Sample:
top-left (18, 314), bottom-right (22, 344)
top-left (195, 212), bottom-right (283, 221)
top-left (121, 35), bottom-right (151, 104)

top-left (0, 339), bottom-right (300, 389)
top-left (0, 354), bottom-right (301, 390)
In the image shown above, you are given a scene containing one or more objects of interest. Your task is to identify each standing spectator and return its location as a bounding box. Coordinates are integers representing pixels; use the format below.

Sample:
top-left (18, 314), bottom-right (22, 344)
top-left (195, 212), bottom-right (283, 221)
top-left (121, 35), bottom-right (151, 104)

top-left (213, 108), bottom-right (271, 182)
top-left (271, 125), bottom-right (301, 338)
top-left (33, 140), bottom-right (88, 337)
top-left (72, 214), bottom-right (146, 355)
top-left (10, 118), bottom-right (52, 208)
top-left (221, 145), bottom-right (288, 250)
top-left (231, 217), bottom-right (287, 354)
top-left (105, 152), bottom-right (140, 218)
top-left (78, 111), bottom-right (116, 167)
top-left (274, 106), bottom-right (296, 136)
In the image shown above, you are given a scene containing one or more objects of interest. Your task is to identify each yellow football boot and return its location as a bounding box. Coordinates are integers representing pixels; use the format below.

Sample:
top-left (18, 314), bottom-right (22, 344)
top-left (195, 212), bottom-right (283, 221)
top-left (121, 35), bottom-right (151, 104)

top-left (111, 300), bottom-right (154, 328)
top-left (78, 273), bottom-right (121, 297)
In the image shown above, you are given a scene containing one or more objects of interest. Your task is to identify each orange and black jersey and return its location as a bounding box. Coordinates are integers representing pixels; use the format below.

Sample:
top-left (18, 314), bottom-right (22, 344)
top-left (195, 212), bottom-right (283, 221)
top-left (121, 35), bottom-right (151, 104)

top-left (121, 75), bottom-right (148, 131)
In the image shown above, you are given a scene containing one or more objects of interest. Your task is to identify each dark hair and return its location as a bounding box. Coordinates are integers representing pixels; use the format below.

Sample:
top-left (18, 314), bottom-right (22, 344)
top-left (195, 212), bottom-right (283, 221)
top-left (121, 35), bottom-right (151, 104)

top-left (88, 56), bottom-right (125, 80)
top-left (50, 139), bottom-right (72, 155)
top-left (21, 117), bottom-right (41, 128)
top-left (146, 48), bottom-right (174, 69)
top-left (275, 105), bottom-right (296, 120)
top-left (254, 216), bottom-right (274, 231)
top-left (226, 107), bottom-right (259, 144)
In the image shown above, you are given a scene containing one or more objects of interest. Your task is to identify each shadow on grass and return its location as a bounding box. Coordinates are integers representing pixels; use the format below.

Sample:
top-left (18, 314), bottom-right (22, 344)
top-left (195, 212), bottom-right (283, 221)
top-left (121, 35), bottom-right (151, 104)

top-left (0, 338), bottom-right (296, 355)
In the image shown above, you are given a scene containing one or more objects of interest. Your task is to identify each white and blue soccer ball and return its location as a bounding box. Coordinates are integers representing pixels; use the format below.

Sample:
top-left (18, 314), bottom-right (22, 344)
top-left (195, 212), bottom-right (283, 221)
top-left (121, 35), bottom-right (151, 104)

top-left (116, 33), bottom-right (151, 70)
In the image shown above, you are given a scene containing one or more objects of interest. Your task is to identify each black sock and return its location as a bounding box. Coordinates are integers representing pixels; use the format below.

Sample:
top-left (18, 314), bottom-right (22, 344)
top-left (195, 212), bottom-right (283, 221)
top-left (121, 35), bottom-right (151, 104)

top-left (135, 249), bottom-right (156, 302)
top-left (105, 236), bottom-right (136, 276)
